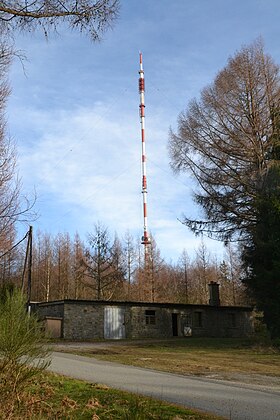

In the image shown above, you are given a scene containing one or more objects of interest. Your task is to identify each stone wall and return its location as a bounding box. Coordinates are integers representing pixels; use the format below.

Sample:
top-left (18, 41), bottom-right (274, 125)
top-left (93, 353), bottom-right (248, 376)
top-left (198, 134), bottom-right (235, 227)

top-left (35, 300), bottom-right (254, 340)
top-left (63, 303), bottom-right (104, 340)
top-left (36, 302), bottom-right (64, 319)
top-left (187, 307), bottom-right (254, 338)
top-left (128, 306), bottom-right (254, 339)
top-left (129, 306), bottom-right (172, 339)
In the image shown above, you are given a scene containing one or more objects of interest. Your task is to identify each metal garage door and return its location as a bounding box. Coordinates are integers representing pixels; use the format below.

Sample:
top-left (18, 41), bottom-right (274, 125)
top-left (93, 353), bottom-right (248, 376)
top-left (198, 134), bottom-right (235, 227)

top-left (104, 306), bottom-right (126, 339)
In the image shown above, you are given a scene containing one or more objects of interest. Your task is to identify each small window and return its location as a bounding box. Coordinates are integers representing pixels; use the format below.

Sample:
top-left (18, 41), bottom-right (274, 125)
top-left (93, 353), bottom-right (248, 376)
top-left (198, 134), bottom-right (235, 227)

top-left (227, 313), bottom-right (236, 328)
top-left (145, 310), bottom-right (156, 325)
top-left (193, 311), bottom-right (203, 328)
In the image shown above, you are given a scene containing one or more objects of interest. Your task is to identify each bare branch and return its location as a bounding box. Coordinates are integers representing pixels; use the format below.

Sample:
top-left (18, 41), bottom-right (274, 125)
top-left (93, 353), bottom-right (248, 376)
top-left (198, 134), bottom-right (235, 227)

top-left (0, 1), bottom-right (120, 40)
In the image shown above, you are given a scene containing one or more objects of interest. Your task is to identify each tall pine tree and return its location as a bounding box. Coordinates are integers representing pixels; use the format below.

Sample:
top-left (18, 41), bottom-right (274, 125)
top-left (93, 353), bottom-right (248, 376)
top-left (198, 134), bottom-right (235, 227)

top-left (243, 109), bottom-right (280, 338)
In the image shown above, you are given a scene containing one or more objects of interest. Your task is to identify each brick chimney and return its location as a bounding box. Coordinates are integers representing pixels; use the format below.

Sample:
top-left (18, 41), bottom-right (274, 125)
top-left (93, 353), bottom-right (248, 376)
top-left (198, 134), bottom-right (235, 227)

top-left (208, 281), bottom-right (220, 306)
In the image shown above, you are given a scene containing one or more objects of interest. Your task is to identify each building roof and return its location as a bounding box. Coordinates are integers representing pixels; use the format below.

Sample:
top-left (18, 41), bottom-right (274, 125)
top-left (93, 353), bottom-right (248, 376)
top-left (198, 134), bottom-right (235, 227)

top-left (36, 299), bottom-right (253, 312)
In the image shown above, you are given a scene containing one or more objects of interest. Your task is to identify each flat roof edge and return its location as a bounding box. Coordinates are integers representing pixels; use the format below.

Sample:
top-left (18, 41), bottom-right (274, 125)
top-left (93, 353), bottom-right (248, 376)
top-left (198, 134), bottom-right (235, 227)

top-left (36, 299), bottom-right (253, 311)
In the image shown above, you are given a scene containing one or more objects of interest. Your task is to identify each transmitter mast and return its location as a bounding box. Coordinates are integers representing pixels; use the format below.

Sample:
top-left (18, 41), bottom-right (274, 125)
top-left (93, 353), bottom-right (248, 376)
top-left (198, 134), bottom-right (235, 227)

top-left (138, 52), bottom-right (151, 258)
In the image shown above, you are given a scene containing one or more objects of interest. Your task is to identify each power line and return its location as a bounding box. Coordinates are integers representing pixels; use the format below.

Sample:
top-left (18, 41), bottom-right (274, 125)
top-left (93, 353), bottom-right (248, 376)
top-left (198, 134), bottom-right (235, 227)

top-left (50, 160), bottom-right (138, 228)
top-left (148, 157), bottom-right (190, 190)
top-left (34, 88), bottom-right (130, 187)
top-left (0, 231), bottom-right (29, 260)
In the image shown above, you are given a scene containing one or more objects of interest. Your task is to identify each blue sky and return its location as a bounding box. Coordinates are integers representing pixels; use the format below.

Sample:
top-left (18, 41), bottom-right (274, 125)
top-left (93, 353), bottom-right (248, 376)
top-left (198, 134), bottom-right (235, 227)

top-left (7, 0), bottom-right (280, 262)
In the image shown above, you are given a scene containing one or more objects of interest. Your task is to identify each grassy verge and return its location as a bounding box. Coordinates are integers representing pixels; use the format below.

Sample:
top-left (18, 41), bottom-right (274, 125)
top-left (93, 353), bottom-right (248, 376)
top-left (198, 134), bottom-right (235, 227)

top-left (4, 371), bottom-right (224, 419)
top-left (63, 337), bottom-right (280, 379)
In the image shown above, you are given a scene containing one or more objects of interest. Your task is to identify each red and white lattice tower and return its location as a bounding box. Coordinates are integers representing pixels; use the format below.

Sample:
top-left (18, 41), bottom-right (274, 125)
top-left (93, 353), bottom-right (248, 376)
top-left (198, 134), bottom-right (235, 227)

top-left (139, 52), bottom-right (151, 258)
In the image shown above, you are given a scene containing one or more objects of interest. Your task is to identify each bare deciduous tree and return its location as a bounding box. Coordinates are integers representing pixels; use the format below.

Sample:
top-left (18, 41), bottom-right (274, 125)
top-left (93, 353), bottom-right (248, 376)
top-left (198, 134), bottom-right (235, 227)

top-left (81, 223), bottom-right (124, 300)
top-left (169, 40), bottom-right (280, 242)
top-left (53, 232), bottom-right (72, 299)
top-left (72, 232), bottom-right (86, 299)
top-left (122, 230), bottom-right (137, 299)
top-left (193, 240), bottom-right (217, 304)
top-left (0, 0), bottom-right (120, 40)
top-left (0, 40), bottom-right (35, 255)
top-left (177, 249), bottom-right (190, 303)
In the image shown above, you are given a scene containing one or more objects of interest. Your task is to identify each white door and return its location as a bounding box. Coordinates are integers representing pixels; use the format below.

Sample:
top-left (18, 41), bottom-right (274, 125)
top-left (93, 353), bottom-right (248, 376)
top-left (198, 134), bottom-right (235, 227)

top-left (104, 306), bottom-right (126, 339)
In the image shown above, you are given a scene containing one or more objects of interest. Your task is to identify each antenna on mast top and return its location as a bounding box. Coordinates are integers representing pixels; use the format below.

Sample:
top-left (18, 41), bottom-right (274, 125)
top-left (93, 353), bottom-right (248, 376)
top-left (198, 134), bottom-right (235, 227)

top-left (138, 52), bottom-right (151, 255)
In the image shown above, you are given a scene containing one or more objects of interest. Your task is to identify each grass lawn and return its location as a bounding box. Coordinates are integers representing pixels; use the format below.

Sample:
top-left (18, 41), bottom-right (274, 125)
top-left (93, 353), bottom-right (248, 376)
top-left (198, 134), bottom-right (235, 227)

top-left (4, 371), bottom-right (224, 419)
top-left (64, 337), bottom-right (280, 380)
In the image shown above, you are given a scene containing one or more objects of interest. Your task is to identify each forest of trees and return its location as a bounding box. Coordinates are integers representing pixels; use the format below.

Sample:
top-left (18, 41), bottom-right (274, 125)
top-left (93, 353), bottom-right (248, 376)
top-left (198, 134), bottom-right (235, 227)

top-left (0, 223), bottom-right (248, 306)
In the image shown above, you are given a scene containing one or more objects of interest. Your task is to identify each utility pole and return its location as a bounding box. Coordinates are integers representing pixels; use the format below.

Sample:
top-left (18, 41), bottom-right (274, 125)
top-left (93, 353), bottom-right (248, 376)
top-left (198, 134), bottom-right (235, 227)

top-left (27, 226), bottom-right (33, 314)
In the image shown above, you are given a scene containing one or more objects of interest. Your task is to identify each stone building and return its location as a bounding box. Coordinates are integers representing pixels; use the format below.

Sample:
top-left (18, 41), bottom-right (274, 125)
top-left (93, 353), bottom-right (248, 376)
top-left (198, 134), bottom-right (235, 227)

top-left (35, 283), bottom-right (253, 340)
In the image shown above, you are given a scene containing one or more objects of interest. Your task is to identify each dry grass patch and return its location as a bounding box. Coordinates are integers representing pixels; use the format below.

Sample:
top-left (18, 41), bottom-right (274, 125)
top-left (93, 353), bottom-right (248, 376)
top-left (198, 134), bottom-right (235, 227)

top-left (71, 338), bottom-right (280, 379)
top-left (0, 372), bottom-right (224, 419)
